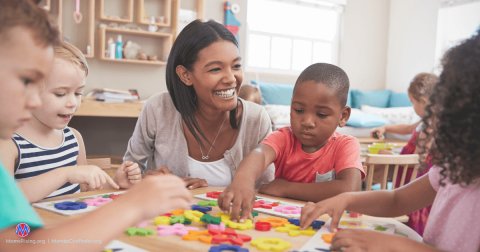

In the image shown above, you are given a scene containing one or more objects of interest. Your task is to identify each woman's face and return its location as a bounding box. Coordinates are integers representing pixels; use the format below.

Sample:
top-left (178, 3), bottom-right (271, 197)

top-left (188, 40), bottom-right (243, 113)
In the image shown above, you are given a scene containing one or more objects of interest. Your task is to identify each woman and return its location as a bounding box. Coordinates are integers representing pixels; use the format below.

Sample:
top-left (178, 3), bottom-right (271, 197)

top-left (124, 20), bottom-right (274, 189)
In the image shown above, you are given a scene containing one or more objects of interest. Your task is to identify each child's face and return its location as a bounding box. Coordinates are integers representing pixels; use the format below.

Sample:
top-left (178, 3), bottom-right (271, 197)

top-left (0, 27), bottom-right (54, 139)
top-left (183, 40), bottom-right (243, 113)
top-left (290, 81), bottom-right (350, 152)
top-left (32, 58), bottom-right (85, 130)
top-left (408, 92), bottom-right (428, 118)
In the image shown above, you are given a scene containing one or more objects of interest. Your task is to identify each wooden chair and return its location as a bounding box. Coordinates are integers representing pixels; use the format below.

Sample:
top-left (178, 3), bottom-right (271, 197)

top-left (364, 154), bottom-right (420, 191)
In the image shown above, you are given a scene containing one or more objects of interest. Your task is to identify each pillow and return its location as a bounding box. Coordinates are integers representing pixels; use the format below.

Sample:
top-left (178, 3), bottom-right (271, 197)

top-left (346, 90), bottom-right (352, 107)
top-left (360, 105), bottom-right (420, 125)
top-left (389, 92), bottom-right (412, 107)
top-left (350, 89), bottom-right (392, 109)
top-left (263, 104), bottom-right (291, 126)
top-left (251, 80), bottom-right (294, 105)
top-left (346, 113), bottom-right (389, 128)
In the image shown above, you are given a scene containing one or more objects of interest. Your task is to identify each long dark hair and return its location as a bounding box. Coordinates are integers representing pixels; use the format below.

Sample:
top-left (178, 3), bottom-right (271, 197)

top-left (166, 20), bottom-right (239, 150)
top-left (417, 30), bottom-right (480, 186)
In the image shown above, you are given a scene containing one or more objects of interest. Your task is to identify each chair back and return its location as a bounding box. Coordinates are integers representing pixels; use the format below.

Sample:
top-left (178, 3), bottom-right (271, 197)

top-left (86, 158), bottom-right (111, 170)
top-left (364, 154), bottom-right (420, 191)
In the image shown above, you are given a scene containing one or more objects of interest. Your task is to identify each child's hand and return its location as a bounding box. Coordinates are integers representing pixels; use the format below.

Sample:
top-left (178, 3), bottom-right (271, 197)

top-left (370, 126), bottom-right (386, 139)
top-left (182, 178), bottom-right (208, 190)
top-left (120, 174), bottom-right (192, 220)
top-left (331, 229), bottom-right (404, 251)
top-left (66, 165), bottom-right (119, 190)
top-left (218, 181), bottom-right (256, 223)
top-left (300, 194), bottom-right (350, 231)
top-left (258, 179), bottom-right (288, 197)
top-left (115, 161), bottom-right (141, 189)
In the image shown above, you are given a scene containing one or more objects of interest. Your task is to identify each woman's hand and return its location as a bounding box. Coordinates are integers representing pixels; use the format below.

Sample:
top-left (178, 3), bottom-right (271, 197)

top-left (182, 178), bottom-right (208, 190)
top-left (66, 165), bottom-right (119, 190)
top-left (300, 194), bottom-right (350, 231)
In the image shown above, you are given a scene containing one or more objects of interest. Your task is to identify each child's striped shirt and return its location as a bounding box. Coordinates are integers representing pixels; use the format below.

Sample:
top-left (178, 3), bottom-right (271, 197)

top-left (12, 127), bottom-right (81, 198)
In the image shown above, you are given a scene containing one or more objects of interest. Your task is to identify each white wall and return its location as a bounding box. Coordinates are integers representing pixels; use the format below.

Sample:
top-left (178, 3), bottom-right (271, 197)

top-left (385, 0), bottom-right (440, 93)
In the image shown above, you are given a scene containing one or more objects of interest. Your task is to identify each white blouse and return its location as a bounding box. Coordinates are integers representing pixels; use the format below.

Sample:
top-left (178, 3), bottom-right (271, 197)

top-left (187, 156), bottom-right (232, 187)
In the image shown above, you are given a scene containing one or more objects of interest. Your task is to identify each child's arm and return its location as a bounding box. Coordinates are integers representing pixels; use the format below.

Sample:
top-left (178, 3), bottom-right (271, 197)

top-left (299, 174), bottom-right (436, 231)
top-left (0, 174), bottom-right (192, 252)
top-left (258, 168), bottom-right (362, 202)
top-left (218, 144), bottom-right (276, 222)
top-left (371, 121), bottom-right (421, 138)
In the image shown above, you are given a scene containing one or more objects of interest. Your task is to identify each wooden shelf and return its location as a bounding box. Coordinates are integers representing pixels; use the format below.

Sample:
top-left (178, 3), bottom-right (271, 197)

top-left (137, 0), bottom-right (172, 27)
top-left (99, 27), bottom-right (172, 65)
top-left (171, 0), bottom-right (205, 41)
top-left (76, 100), bottom-right (144, 118)
top-left (99, 0), bottom-right (134, 23)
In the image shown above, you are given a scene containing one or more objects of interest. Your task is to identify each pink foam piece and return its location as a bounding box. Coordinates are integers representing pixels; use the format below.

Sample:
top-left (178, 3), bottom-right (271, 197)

top-left (136, 221), bottom-right (147, 228)
top-left (84, 198), bottom-right (113, 206)
top-left (273, 205), bottom-right (301, 214)
top-left (350, 212), bottom-right (359, 217)
top-left (207, 223), bottom-right (226, 231)
top-left (157, 223), bottom-right (199, 236)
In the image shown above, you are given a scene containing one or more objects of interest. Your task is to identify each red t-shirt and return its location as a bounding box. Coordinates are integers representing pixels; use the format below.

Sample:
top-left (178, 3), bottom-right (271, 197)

top-left (262, 127), bottom-right (365, 183)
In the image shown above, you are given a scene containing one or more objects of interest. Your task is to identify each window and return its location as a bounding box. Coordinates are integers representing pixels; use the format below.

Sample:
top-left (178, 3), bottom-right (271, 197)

top-left (245, 0), bottom-right (345, 76)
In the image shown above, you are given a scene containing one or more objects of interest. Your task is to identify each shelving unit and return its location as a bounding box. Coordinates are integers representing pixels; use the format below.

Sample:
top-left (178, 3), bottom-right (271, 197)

top-left (99, 0), bottom-right (134, 23)
top-left (98, 27), bottom-right (172, 66)
top-left (137, 0), bottom-right (172, 27)
top-left (57, 0), bottom-right (95, 58)
top-left (39, 0), bottom-right (51, 11)
top-left (171, 0), bottom-right (205, 41)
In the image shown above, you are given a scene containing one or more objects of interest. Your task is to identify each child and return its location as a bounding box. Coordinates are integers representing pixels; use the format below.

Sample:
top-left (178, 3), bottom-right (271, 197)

top-left (300, 31), bottom-right (480, 252)
top-left (371, 73), bottom-right (438, 236)
top-left (218, 63), bottom-right (365, 222)
top-left (238, 83), bottom-right (262, 105)
top-left (0, 1), bottom-right (191, 251)
top-left (0, 40), bottom-right (141, 203)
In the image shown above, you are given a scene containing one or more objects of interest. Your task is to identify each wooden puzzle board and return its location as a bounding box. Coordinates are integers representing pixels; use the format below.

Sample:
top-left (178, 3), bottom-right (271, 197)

top-left (194, 193), bottom-right (302, 219)
top-left (300, 217), bottom-right (423, 251)
top-left (33, 191), bottom-right (126, 216)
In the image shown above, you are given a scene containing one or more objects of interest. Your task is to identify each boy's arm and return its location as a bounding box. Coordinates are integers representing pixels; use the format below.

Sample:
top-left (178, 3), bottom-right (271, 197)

top-left (218, 144), bottom-right (276, 222)
top-left (259, 168), bottom-right (361, 202)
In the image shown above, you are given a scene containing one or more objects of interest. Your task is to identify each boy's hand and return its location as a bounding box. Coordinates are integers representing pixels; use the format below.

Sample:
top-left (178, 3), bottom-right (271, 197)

top-left (331, 229), bottom-right (404, 252)
top-left (121, 174), bottom-right (192, 221)
top-left (300, 194), bottom-right (349, 232)
top-left (258, 179), bottom-right (288, 197)
top-left (182, 178), bottom-right (208, 190)
top-left (115, 161), bottom-right (141, 189)
top-left (218, 181), bottom-right (255, 223)
top-left (66, 165), bottom-right (119, 190)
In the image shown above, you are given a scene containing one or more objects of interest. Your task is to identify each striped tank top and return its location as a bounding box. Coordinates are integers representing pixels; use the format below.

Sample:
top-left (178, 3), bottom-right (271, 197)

top-left (13, 127), bottom-right (81, 199)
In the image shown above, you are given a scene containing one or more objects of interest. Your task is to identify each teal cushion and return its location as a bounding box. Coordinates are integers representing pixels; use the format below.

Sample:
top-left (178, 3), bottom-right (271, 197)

top-left (351, 90), bottom-right (392, 109)
top-left (251, 80), bottom-right (294, 105)
top-left (346, 113), bottom-right (389, 128)
top-left (389, 92), bottom-right (412, 107)
top-left (371, 182), bottom-right (392, 190)
top-left (346, 90), bottom-right (352, 107)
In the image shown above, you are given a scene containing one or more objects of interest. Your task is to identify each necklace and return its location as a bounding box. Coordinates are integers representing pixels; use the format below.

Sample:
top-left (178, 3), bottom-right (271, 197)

top-left (199, 115), bottom-right (227, 160)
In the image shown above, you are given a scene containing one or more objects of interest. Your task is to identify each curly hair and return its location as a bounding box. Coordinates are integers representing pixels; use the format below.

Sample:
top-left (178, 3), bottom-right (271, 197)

top-left (418, 31), bottom-right (480, 186)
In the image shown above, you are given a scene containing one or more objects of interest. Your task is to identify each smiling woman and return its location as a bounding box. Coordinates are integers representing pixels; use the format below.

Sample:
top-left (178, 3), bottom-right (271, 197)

top-left (124, 20), bottom-right (274, 189)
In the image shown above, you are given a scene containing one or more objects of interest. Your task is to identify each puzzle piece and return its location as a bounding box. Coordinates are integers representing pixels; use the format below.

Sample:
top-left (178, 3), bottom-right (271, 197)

top-left (207, 223), bottom-right (226, 231)
top-left (209, 228), bottom-right (252, 246)
top-left (349, 212), bottom-right (361, 218)
top-left (198, 200), bottom-right (218, 207)
top-left (273, 205), bottom-right (301, 214)
top-left (251, 237), bottom-right (290, 251)
top-left (84, 198), bottom-right (113, 206)
top-left (239, 211), bottom-right (259, 218)
top-left (54, 201), bottom-right (87, 210)
top-left (136, 221), bottom-right (147, 228)
top-left (258, 218), bottom-right (289, 228)
top-left (182, 230), bottom-right (213, 244)
top-left (184, 210), bottom-right (205, 223)
top-left (287, 219), bottom-right (325, 229)
top-left (75, 197), bottom-right (93, 202)
top-left (208, 244), bottom-right (249, 252)
top-left (206, 191), bottom-right (222, 199)
top-left (200, 214), bottom-right (221, 225)
top-left (375, 226), bottom-right (387, 231)
top-left (255, 221), bottom-right (271, 231)
top-left (161, 213), bottom-right (174, 217)
top-left (191, 205), bottom-right (212, 213)
top-left (321, 232), bottom-right (335, 244)
top-left (253, 200), bottom-right (279, 209)
top-left (170, 215), bottom-right (192, 225)
top-left (275, 224), bottom-right (315, 237)
top-left (171, 209), bottom-right (185, 216)
top-left (109, 194), bottom-right (121, 200)
top-left (157, 223), bottom-right (199, 236)
top-left (102, 194), bottom-right (112, 198)
top-left (155, 216), bottom-right (171, 225)
top-left (125, 227), bottom-right (154, 236)
top-left (216, 213), bottom-right (254, 230)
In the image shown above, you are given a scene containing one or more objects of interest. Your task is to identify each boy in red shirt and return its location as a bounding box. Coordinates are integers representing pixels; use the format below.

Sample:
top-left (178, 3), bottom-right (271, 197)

top-left (218, 63), bottom-right (365, 222)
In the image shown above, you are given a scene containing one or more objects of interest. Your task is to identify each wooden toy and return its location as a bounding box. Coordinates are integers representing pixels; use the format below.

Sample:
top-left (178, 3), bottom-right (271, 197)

top-left (258, 218), bottom-right (289, 228)
top-left (182, 230), bottom-right (213, 244)
top-left (208, 244), bottom-right (249, 252)
top-left (209, 228), bottom-right (251, 246)
top-left (157, 223), bottom-right (199, 236)
top-left (84, 198), bottom-right (112, 206)
top-left (275, 224), bottom-right (316, 237)
top-left (216, 213), bottom-right (254, 230)
top-left (251, 237), bottom-right (291, 251)
top-left (170, 215), bottom-right (192, 225)
top-left (273, 205), bottom-right (301, 214)
top-left (109, 194), bottom-right (121, 200)
top-left (287, 219), bottom-right (325, 229)
top-left (191, 205), bottom-right (212, 213)
top-left (200, 214), bottom-right (221, 225)
top-left (253, 200), bottom-right (279, 209)
top-left (198, 200), bottom-right (218, 207)
top-left (136, 221), bottom-right (147, 228)
top-left (125, 227), bottom-right (154, 236)
top-left (206, 191), bottom-right (222, 198)
top-left (321, 232), bottom-right (335, 244)
top-left (155, 216), bottom-right (171, 225)
top-left (171, 209), bottom-right (185, 216)
top-left (184, 210), bottom-right (205, 223)
top-left (53, 201), bottom-right (87, 210)
top-left (254, 222), bottom-right (271, 231)
top-left (207, 223), bottom-right (226, 231)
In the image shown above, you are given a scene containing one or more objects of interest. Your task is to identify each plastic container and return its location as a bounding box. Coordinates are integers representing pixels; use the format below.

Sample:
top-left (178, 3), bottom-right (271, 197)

top-left (108, 38), bottom-right (115, 59)
top-left (116, 35), bottom-right (123, 59)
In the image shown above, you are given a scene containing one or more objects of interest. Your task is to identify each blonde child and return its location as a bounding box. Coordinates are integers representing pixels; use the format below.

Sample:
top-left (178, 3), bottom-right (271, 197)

top-left (238, 83), bottom-right (262, 105)
top-left (0, 1), bottom-right (191, 251)
top-left (300, 31), bottom-right (480, 252)
top-left (219, 63), bottom-right (365, 222)
top-left (0, 40), bottom-right (141, 203)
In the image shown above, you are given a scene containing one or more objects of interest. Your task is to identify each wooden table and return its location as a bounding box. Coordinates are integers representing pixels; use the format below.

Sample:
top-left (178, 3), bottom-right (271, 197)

top-left (35, 187), bottom-right (405, 251)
